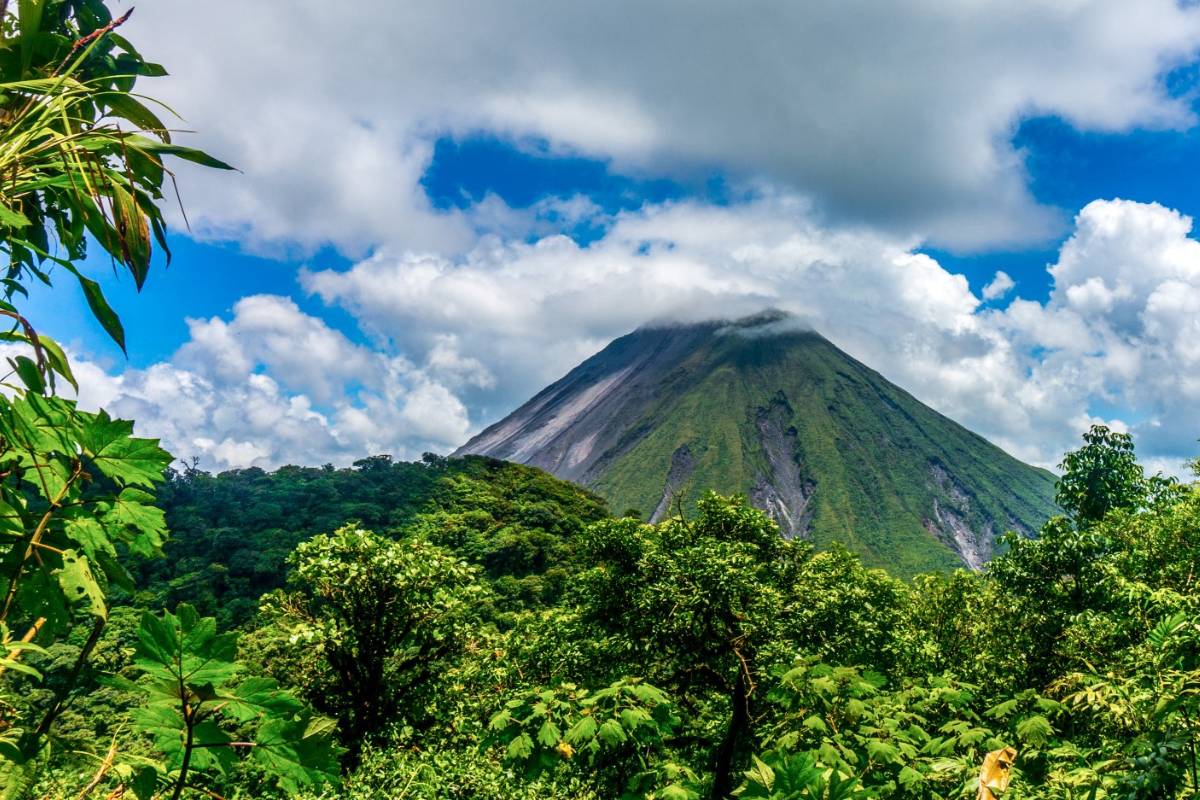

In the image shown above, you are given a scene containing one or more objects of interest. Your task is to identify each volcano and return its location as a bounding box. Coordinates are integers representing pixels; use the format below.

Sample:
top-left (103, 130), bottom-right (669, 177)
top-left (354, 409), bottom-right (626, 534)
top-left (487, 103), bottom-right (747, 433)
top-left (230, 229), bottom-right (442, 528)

top-left (454, 312), bottom-right (1058, 576)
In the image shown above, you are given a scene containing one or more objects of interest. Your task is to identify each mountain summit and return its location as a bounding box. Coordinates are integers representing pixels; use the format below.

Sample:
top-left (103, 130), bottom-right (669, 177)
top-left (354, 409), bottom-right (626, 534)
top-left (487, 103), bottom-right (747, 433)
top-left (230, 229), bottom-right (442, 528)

top-left (454, 312), bottom-right (1058, 575)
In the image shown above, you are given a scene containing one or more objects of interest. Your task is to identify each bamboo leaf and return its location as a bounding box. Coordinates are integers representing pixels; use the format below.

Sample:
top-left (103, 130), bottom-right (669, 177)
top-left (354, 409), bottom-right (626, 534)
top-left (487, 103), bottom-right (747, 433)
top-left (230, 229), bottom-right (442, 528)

top-left (63, 264), bottom-right (126, 353)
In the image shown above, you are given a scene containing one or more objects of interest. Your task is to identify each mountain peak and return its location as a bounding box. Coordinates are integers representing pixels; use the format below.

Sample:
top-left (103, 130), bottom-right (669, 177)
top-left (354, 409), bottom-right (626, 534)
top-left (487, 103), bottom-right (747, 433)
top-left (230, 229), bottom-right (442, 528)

top-left (455, 314), bottom-right (1058, 576)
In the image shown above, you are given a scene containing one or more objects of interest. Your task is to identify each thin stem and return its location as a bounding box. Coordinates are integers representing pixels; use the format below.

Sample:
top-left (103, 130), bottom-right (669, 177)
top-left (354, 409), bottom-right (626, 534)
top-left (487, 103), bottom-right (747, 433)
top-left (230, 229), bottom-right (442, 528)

top-left (74, 730), bottom-right (119, 800)
top-left (31, 614), bottom-right (105, 740)
top-left (0, 614), bottom-right (44, 679)
top-left (1, 459), bottom-right (82, 621)
top-left (170, 703), bottom-right (195, 800)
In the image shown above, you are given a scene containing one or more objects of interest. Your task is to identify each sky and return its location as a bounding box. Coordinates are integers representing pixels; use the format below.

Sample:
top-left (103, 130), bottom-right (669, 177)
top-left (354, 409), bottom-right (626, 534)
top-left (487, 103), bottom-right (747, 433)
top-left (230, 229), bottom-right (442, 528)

top-left (33, 0), bottom-right (1200, 477)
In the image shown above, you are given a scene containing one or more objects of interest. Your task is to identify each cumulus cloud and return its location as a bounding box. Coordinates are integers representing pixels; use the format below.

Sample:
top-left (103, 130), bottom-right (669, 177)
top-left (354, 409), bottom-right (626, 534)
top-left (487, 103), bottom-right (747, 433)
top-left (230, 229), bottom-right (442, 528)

top-left (982, 272), bottom-right (1016, 301)
top-left (294, 195), bottom-right (1200, 473)
top-left (996, 200), bottom-right (1200, 464)
top-left (60, 194), bottom-right (1200, 476)
top-left (65, 297), bottom-right (472, 472)
top-left (126, 0), bottom-right (1200, 253)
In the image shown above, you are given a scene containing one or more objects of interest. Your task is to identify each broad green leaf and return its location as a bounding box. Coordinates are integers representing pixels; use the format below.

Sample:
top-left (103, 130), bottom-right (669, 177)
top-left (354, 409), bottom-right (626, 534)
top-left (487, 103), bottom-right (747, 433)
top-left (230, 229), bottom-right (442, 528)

top-left (898, 765), bottom-right (924, 791)
top-left (597, 719), bottom-right (627, 745)
top-left (1016, 715), bottom-right (1053, 747)
top-left (131, 705), bottom-right (187, 757)
top-left (8, 355), bottom-right (43, 393)
top-left (137, 606), bottom-right (238, 686)
top-left (803, 714), bottom-right (828, 733)
top-left (565, 714), bottom-right (598, 744)
top-left (252, 711), bottom-right (343, 794)
top-left (12, 565), bottom-right (69, 637)
top-left (506, 732), bottom-right (534, 760)
top-left (34, 333), bottom-right (76, 392)
top-left (188, 720), bottom-right (235, 774)
top-left (0, 496), bottom-right (25, 539)
top-left (94, 548), bottom-right (136, 592)
top-left (129, 765), bottom-right (160, 800)
top-left (987, 699), bottom-right (1019, 719)
top-left (866, 739), bottom-right (901, 765)
top-left (744, 754), bottom-right (775, 792)
top-left (223, 676), bottom-right (304, 722)
top-left (537, 719), bottom-right (562, 748)
top-left (136, 609), bottom-right (180, 674)
top-left (64, 516), bottom-right (116, 561)
top-left (619, 706), bottom-right (651, 729)
top-left (660, 784), bottom-right (694, 800)
top-left (78, 410), bottom-right (171, 487)
top-left (57, 550), bottom-right (107, 619)
top-left (98, 487), bottom-right (167, 555)
top-left (957, 727), bottom-right (989, 747)
top-left (0, 204), bottom-right (31, 229)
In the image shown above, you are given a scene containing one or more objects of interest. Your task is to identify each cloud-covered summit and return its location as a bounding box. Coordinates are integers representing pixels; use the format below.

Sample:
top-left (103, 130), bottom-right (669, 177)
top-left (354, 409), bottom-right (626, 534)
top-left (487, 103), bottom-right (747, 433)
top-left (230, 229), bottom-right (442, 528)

top-left (61, 196), bottom-right (1200, 475)
top-left (41, 1), bottom-right (1200, 476)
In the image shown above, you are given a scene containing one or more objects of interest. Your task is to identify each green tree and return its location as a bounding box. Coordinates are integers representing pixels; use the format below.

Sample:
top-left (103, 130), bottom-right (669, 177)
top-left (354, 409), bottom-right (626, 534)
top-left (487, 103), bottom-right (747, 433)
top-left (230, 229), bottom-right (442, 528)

top-left (579, 493), bottom-right (811, 798)
top-left (264, 525), bottom-right (485, 748)
top-left (1055, 425), bottom-right (1161, 527)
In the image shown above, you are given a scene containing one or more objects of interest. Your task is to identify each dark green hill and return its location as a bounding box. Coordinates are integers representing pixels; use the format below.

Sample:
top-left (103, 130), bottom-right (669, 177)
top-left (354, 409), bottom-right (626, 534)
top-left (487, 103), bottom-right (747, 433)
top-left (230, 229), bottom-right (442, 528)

top-left (141, 454), bottom-right (610, 627)
top-left (455, 313), bottom-right (1059, 576)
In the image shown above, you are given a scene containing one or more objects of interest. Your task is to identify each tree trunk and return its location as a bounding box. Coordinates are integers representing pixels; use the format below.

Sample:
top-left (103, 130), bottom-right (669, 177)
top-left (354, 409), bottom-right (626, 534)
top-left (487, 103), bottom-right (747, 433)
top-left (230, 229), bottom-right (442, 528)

top-left (710, 667), bottom-right (750, 799)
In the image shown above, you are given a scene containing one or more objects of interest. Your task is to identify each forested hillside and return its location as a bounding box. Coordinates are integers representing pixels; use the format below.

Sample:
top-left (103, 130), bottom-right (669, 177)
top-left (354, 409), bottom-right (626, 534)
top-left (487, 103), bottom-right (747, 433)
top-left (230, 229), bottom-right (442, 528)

top-left (138, 454), bottom-right (610, 628)
top-left (9, 430), bottom-right (1200, 799)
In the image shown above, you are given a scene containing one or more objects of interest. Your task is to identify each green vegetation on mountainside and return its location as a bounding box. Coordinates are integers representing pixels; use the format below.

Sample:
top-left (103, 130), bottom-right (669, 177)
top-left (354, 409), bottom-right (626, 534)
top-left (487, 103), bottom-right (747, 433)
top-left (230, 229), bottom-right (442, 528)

top-left (591, 329), bottom-right (1058, 576)
top-left (139, 454), bottom-right (610, 628)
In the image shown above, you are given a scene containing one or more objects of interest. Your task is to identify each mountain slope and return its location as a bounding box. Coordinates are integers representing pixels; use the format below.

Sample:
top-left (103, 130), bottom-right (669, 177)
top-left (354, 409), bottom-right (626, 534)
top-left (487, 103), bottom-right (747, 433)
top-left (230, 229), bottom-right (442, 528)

top-left (455, 313), bottom-right (1059, 576)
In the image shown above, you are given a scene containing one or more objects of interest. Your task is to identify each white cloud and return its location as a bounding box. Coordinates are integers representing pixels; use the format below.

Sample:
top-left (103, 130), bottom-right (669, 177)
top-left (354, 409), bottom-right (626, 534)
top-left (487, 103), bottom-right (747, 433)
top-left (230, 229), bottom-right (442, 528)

top-left (982, 271), bottom-right (1015, 301)
top-left (295, 195), bottom-right (1200, 474)
top-left (126, 0), bottom-right (1200, 253)
top-left (58, 195), bottom-right (1200, 477)
top-left (62, 297), bottom-right (473, 472)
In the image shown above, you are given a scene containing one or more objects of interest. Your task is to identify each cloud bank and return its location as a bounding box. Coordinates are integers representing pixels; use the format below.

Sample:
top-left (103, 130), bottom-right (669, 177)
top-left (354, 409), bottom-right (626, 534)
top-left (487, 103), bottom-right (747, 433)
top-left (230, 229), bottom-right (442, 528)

top-left (127, 0), bottom-right (1200, 253)
top-left (69, 296), bottom-right (471, 470)
top-left (65, 197), bottom-right (1200, 475)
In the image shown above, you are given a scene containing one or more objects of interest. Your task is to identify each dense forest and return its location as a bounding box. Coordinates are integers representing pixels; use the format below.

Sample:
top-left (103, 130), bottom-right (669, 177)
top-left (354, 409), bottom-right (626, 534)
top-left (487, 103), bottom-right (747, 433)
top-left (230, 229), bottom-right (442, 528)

top-left (4, 1), bottom-right (1200, 798)
top-left (5, 425), bottom-right (1200, 799)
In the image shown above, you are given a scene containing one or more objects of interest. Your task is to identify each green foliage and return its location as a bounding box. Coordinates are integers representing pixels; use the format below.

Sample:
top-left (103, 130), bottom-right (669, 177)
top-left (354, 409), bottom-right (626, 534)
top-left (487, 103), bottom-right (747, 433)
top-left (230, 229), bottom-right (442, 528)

top-left (144, 455), bottom-right (608, 628)
top-left (0, 0), bottom-right (232, 349)
top-left (264, 525), bottom-right (485, 745)
top-left (749, 658), bottom-right (1008, 800)
top-left (735, 751), bottom-right (871, 800)
top-left (12, 417), bottom-right (1200, 800)
top-left (580, 493), bottom-right (814, 797)
top-left (485, 678), bottom-right (691, 797)
top-left (0, 397), bottom-right (171, 637)
top-left (1055, 425), bottom-right (1171, 527)
top-left (107, 603), bottom-right (341, 799)
top-left (0, 0), bottom-right (228, 791)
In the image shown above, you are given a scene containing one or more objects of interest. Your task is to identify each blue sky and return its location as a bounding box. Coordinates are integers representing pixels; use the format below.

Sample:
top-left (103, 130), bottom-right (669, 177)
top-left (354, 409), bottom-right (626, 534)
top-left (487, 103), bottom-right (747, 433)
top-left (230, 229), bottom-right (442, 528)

top-left (58, 119), bottom-right (1200, 361)
top-left (43, 0), bottom-right (1200, 475)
